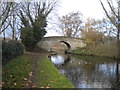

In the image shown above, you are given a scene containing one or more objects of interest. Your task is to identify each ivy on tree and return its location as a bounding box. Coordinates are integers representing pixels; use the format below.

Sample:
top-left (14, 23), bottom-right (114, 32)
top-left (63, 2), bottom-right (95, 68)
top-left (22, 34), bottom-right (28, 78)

top-left (19, 1), bottom-right (57, 51)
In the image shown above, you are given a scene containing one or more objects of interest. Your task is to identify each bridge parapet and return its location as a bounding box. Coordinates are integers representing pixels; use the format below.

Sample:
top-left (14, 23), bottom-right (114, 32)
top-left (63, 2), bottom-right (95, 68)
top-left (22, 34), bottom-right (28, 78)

top-left (37, 36), bottom-right (86, 51)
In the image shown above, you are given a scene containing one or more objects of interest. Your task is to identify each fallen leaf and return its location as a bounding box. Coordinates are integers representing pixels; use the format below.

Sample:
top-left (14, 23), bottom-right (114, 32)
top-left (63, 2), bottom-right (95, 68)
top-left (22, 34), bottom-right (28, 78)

top-left (29, 72), bottom-right (33, 77)
top-left (31, 84), bottom-right (36, 88)
top-left (10, 75), bottom-right (12, 77)
top-left (28, 80), bottom-right (32, 83)
top-left (45, 86), bottom-right (50, 88)
top-left (13, 83), bottom-right (17, 85)
top-left (23, 78), bottom-right (27, 81)
top-left (21, 84), bottom-right (24, 86)
top-left (50, 80), bottom-right (53, 82)
top-left (29, 73), bottom-right (32, 76)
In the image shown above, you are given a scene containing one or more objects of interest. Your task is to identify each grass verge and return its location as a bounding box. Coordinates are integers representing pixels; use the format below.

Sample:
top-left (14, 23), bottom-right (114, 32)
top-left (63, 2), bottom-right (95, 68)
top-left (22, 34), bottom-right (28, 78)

top-left (2, 55), bottom-right (32, 88)
top-left (2, 52), bottom-right (74, 88)
top-left (72, 41), bottom-right (118, 59)
top-left (35, 57), bottom-right (74, 88)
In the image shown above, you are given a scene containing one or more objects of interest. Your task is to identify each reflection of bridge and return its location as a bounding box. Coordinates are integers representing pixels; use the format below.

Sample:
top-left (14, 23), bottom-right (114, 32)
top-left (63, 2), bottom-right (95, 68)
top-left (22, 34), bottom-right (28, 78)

top-left (37, 36), bottom-right (86, 51)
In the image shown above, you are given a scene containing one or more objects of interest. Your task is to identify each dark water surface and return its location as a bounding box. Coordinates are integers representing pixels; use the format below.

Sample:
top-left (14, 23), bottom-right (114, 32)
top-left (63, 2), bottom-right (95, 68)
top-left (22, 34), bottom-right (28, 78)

top-left (50, 54), bottom-right (120, 88)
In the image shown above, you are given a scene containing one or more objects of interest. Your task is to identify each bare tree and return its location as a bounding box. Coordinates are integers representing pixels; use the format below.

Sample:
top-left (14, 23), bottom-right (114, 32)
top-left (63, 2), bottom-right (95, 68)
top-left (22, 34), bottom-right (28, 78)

top-left (18, 0), bottom-right (58, 28)
top-left (100, 0), bottom-right (120, 59)
top-left (0, 2), bottom-right (13, 34)
top-left (5, 2), bottom-right (20, 40)
top-left (57, 12), bottom-right (83, 37)
top-left (18, 0), bottom-right (58, 50)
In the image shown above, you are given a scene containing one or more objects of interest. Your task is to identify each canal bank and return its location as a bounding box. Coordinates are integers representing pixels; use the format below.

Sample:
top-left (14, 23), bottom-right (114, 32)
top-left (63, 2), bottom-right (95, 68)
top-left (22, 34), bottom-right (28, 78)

top-left (34, 57), bottom-right (74, 88)
top-left (2, 52), bottom-right (74, 88)
top-left (71, 40), bottom-right (119, 60)
top-left (72, 48), bottom-right (119, 60)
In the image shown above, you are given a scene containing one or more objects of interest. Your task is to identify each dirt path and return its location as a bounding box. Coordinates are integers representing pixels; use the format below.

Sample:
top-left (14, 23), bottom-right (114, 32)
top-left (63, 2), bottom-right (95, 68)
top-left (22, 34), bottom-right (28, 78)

top-left (24, 51), bottom-right (49, 88)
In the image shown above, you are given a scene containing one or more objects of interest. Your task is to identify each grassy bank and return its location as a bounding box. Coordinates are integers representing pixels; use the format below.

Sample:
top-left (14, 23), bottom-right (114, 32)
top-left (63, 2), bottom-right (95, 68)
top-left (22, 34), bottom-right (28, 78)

top-left (72, 41), bottom-right (118, 59)
top-left (2, 52), bottom-right (74, 88)
top-left (2, 55), bottom-right (32, 88)
top-left (35, 57), bottom-right (74, 88)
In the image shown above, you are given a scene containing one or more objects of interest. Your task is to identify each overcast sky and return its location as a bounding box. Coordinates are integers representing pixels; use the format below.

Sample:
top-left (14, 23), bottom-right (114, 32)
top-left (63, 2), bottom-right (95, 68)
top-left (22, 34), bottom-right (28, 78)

top-left (58, 0), bottom-right (105, 19)
top-left (45, 0), bottom-right (106, 36)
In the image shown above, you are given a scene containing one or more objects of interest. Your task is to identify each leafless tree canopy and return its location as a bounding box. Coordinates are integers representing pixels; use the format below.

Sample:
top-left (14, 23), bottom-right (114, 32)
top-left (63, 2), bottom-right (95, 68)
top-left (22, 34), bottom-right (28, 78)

top-left (0, 2), bottom-right (14, 33)
top-left (57, 12), bottom-right (83, 37)
top-left (18, 0), bottom-right (58, 27)
top-left (0, 0), bottom-right (58, 39)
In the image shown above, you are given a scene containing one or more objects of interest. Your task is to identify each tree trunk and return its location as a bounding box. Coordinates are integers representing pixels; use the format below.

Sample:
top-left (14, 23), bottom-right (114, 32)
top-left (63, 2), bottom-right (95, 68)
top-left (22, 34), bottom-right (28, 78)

top-left (116, 61), bottom-right (119, 87)
top-left (118, 1), bottom-right (120, 60)
top-left (117, 23), bottom-right (120, 60)
top-left (12, 26), bottom-right (15, 40)
top-left (3, 31), bottom-right (6, 41)
top-left (12, 4), bottom-right (15, 40)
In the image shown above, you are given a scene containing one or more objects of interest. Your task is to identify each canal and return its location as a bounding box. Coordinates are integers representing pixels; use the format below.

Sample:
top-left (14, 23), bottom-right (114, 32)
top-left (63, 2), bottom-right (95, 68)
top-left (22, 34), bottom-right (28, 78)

top-left (50, 54), bottom-right (120, 88)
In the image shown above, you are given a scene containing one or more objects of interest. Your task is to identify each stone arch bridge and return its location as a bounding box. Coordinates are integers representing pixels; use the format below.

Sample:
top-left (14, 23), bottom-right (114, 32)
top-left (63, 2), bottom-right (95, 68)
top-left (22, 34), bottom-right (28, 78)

top-left (37, 36), bottom-right (86, 52)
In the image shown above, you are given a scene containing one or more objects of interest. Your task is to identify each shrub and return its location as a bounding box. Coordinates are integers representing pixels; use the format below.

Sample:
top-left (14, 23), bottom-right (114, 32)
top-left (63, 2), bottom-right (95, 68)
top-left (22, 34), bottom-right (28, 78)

top-left (20, 22), bottom-right (47, 51)
top-left (2, 40), bottom-right (24, 63)
top-left (20, 27), bottom-right (36, 51)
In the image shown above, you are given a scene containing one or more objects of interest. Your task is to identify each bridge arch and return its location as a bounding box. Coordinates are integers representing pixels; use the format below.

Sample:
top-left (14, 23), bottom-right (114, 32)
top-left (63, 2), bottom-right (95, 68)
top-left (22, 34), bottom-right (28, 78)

top-left (37, 36), bottom-right (86, 51)
top-left (60, 40), bottom-right (71, 50)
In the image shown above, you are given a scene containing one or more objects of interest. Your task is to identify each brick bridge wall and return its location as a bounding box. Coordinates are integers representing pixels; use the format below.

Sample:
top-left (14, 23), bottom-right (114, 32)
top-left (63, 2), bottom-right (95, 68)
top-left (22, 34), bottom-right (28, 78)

top-left (37, 36), bottom-right (86, 51)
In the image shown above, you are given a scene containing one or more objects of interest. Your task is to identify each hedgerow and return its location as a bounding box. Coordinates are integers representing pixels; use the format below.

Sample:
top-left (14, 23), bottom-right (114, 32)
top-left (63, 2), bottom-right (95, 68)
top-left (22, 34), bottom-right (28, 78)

top-left (2, 40), bottom-right (24, 63)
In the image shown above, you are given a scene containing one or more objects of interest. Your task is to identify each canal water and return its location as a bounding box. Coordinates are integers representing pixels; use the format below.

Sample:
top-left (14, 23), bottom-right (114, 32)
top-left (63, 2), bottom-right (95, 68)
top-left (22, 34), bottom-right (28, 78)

top-left (50, 54), bottom-right (120, 88)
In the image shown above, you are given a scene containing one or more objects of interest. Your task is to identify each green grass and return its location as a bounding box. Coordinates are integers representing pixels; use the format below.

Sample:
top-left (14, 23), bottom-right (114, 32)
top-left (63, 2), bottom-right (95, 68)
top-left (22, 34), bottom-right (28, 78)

top-left (73, 55), bottom-right (115, 64)
top-left (72, 49), bottom-right (90, 55)
top-left (2, 53), bottom-right (74, 88)
top-left (72, 41), bottom-right (118, 58)
top-left (2, 55), bottom-right (32, 88)
top-left (72, 49), bottom-right (83, 54)
top-left (35, 57), bottom-right (74, 88)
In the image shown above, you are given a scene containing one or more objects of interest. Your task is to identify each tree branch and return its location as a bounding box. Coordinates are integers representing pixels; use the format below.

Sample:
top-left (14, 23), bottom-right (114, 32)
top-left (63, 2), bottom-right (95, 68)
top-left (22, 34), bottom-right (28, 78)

top-left (107, 0), bottom-right (118, 18)
top-left (99, 0), bottom-right (118, 29)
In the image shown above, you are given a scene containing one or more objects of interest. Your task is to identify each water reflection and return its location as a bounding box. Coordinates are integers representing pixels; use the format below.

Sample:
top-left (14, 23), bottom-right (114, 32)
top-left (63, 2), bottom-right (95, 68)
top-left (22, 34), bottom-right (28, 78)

top-left (50, 54), bottom-right (71, 66)
top-left (50, 55), bottom-right (64, 65)
top-left (50, 54), bottom-right (120, 88)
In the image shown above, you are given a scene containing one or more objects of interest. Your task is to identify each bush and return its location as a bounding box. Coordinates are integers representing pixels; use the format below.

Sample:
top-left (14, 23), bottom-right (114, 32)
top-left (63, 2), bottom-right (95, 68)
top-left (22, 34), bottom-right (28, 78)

top-left (20, 24), bottom-right (47, 51)
top-left (20, 27), bottom-right (36, 51)
top-left (2, 40), bottom-right (24, 63)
